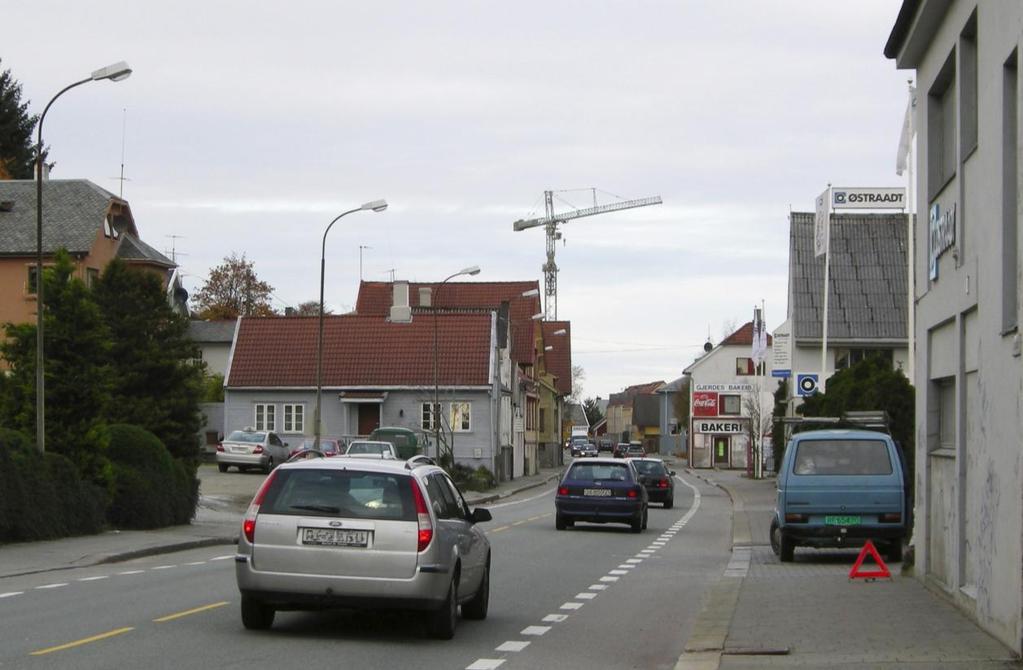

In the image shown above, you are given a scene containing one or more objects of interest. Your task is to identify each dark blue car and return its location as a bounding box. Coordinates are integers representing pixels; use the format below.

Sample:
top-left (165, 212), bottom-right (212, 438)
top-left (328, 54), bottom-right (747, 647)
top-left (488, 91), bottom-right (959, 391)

top-left (555, 458), bottom-right (648, 533)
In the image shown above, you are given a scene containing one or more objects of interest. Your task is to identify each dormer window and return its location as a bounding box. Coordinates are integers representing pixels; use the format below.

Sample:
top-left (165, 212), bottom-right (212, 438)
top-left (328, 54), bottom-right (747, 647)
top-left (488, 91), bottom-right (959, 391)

top-left (103, 215), bottom-right (120, 239)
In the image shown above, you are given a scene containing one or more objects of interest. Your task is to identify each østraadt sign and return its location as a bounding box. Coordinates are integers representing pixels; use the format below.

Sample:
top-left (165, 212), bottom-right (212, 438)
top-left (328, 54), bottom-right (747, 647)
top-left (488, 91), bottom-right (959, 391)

top-left (831, 187), bottom-right (906, 209)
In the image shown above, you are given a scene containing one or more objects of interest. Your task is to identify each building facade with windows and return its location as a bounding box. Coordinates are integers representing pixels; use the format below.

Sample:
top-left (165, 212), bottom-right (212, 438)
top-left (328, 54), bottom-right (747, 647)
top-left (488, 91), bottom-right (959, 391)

top-left (224, 312), bottom-right (509, 477)
top-left (886, 1), bottom-right (1023, 653)
top-left (684, 322), bottom-right (774, 469)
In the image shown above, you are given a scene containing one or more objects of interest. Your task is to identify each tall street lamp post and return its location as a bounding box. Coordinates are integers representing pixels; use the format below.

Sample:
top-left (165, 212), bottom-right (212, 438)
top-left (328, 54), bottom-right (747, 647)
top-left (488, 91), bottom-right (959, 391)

top-left (314, 200), bottom-right (387, 451)
top-left (35, 61), bottom-right (132, 453)
top-left (433, 266), bottom-right (481, 461)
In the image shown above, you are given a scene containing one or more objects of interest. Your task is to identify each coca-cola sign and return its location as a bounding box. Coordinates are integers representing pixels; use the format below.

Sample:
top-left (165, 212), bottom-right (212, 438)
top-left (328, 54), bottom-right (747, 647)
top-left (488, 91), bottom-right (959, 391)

top-left (692, 391), bottom-right (718, 417)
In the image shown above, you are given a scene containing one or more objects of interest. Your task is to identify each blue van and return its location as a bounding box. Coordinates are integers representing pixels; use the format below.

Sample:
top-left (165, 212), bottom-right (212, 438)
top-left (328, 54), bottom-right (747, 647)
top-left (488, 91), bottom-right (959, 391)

top-left (770, 429), bottom-right (908, 563)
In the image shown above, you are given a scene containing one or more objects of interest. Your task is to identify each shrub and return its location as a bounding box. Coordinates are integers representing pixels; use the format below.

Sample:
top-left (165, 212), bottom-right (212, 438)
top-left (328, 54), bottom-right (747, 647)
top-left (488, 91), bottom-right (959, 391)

top-left (106, 424), bottom-right (198, 529)
top-left (0, 428), bottom-right (105, 542)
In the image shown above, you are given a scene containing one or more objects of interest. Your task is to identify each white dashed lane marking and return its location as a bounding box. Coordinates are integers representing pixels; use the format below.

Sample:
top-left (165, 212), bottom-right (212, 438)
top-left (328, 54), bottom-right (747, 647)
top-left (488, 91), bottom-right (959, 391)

top-left (77, 576), bottom-right (109, 582)
top-left (560, 602), bottom-right (583, 610)
top-left (466, 660), bottom-right (505, 670)
top-left (496, 641), bottom-right (530, 652)
top-left (0, 592), bottom-right (24, 598)
top-left (521, 626), bottom-right (551, 636)
top-left (575, 592), bottom-right (597, 600)
top-left (542, 614), bottom-right (568, 622)
top-left (600, 576), bottom-right (619, 582)
top-left (35, 583), bottom-right (68, 590)
top-left (589, 584), bottom-right (608, 590)
top-left (118, 570), bottom-right (144, 575)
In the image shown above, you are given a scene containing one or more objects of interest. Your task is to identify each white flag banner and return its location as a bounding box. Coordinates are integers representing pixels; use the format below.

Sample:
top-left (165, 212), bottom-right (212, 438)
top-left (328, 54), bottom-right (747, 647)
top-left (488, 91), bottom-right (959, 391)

top-left (896, 86), bottom-right (916, 176)
top-left (814, 188), bottom-right (830, 257)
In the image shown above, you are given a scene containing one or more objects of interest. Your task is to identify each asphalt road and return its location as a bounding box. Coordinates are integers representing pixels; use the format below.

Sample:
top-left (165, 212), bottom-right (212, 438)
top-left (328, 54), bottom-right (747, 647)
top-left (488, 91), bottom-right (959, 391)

top-left (0, 470), bottom-right (731, 670)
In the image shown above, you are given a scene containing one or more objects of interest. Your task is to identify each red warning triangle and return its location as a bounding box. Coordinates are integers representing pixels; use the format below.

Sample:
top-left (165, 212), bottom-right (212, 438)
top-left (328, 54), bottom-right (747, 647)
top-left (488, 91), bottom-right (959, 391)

top-left (848, 540), bottom-right (892, 580)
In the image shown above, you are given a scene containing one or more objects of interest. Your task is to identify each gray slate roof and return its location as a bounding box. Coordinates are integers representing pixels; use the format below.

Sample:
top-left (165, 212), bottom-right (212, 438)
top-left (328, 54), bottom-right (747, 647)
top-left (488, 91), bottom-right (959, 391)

top-left (188, 320), bottom-right (238, 343)
top-left (117, 234), bottom-right (174, 267)
top-left (789, 212), bottom-right (908, 342)
top-left (0, 179), bottom-right (127, 255)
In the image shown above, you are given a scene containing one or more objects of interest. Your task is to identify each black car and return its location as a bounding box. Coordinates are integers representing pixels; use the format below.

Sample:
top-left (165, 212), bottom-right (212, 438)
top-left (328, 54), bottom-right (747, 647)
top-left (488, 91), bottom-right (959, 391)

top-left (631, 458), bottom-right (675, 508)
top-left (555, 458), bottom-right (648, 532)
top-left (577, 442), bottom-right (598, 458)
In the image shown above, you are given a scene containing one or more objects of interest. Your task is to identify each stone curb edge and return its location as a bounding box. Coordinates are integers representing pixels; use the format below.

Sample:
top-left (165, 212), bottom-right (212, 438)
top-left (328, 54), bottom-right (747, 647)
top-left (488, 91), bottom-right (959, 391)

top-left (465, 469), bottom-right (564, 506)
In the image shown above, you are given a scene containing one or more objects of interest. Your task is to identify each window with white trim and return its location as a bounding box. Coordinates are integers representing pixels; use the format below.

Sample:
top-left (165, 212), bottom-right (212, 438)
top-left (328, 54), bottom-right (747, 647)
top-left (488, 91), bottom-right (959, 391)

top-left (254, 403), bottom-right (276, 431)
top-left (720, 395), bottom-right (741, 416)
top-left (283, 404), bottom-right (305, 433)
top-left (450, 402), bottom-right (471, 432)
top-left (421, 402), bottom-right (438, 431)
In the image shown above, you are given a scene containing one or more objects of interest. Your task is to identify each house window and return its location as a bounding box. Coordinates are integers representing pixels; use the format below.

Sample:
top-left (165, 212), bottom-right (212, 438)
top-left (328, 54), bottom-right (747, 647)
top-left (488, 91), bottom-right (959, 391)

top-left (421, 402), bottom-right (438, 431)
top-left (283, 404), bottom-right (304, 433)
top-left (254, 403), bottom-right (276, 431)
top-left (933, 378), bottom-right (956, 452)
top-left (960, 12), bottom-right (978, 156)
top-left (85, 267), bottom-right (100, 289)
top-left (834, 348), bottom-right (894, 371)
top-left (525, 398), bottom-right (536, 430)
top-left (450, 402), bottom-right (471, 432)
top-left (539, 407), bottom-right (546, 432)
top-left (720, 395), bottom-right (741, 416)
top-left (1003, 49), bottom-right (1019, 333)
top-left (26, 266), bottom-right (39, 295)
top-left (928, 52), bottom-right (957, 197)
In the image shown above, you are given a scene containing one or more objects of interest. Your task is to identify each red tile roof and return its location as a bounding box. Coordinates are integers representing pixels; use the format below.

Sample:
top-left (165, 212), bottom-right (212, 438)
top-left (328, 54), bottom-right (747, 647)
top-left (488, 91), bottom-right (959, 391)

top-left (721, 321), bottom-right (774, 347)
top-left (606, 380), bottom-right (666, 406)
top-left (356, 281), bottom-right (541, 365)
top-left (542, 321), bottom-right (572, 396)
top-left (226, 314), bottom-right (493, 388)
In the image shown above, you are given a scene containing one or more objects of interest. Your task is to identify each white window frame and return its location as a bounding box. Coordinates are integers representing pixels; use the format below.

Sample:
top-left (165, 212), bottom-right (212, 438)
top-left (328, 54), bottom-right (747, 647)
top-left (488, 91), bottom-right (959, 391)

top-left (421, 402), bottom-right (438, 431)
top-left (254, 403), bottom-right (276, 432)
top-left (449, 402), bottom-right (471, 432)
top-left (283, 403), bottom-right (305, 433)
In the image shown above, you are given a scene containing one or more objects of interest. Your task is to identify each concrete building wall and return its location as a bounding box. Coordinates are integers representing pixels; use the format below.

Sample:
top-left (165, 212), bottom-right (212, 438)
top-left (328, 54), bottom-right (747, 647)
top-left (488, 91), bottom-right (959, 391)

top-left (894, 1), bottom-right (1023, 652)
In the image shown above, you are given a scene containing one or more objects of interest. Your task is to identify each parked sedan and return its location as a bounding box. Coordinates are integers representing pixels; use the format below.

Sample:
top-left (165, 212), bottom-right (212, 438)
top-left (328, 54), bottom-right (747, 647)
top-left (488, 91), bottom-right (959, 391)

top-left (217, 429), bottom-right (290, 474)
top-left (290, 437), bottom-right (343, 459)
top-left (555, 458), bottom-right (648, 532)
top-left (631, 458), bottom-right (675, 508)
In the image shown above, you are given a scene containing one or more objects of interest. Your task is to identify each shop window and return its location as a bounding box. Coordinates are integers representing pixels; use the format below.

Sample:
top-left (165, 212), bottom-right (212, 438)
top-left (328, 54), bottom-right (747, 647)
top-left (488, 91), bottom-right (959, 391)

top-left (720, 395), bottom-right (741, 416)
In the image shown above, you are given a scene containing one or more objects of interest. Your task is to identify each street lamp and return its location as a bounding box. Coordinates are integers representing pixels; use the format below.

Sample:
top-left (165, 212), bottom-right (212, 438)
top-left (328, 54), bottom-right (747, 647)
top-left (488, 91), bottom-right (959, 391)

top-left (34, 61), bottom-right (132, 453)
top-left (433, 265), bottom-right (481, 461)
top-left (314, 199), bottom-right (387, 451)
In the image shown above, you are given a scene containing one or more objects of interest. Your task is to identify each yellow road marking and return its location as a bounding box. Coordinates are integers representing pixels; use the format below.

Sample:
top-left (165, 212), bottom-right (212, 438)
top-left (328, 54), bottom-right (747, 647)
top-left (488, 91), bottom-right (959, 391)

top-left (153, 601), bottom-right (229, 623)
top-left (30, 627), bottom-right (134, 656)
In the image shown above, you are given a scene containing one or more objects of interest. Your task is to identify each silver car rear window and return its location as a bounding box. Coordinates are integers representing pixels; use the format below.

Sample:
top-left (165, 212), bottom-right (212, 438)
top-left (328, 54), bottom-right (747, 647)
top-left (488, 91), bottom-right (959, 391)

top-left (261, 470), bottom-right (416, 521)
top-left (568, 463), bottom-right (631, 482)
top-left (226, 431), bottom-right (266, 443)
top-left (793, 439), bottom-right (893, 476)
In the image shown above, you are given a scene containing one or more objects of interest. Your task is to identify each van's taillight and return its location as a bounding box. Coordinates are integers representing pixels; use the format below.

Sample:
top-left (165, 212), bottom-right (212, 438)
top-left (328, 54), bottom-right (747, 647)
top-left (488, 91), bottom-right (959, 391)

top-left (785, 513), bottom-right (808, 523)
top-left (410, 478), bottom-right (433, 552)
top-left (242, 470), bottom-right (278, 543)
top-left (880, 513), bottom-right (902, 523)
top-left (558, 486), bottom-right (569, 496)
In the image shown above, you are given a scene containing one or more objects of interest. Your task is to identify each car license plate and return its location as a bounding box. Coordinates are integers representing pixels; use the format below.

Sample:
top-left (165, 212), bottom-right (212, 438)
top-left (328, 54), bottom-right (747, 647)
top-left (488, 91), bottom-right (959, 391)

top-left (301, 528), bottom-right (370, 547)
top-left (824, 515), bottom-right (861, 526)
top-left (229, 446), bottom-right (247, 453)
top-left (583, 488), bottom-right (612, 497)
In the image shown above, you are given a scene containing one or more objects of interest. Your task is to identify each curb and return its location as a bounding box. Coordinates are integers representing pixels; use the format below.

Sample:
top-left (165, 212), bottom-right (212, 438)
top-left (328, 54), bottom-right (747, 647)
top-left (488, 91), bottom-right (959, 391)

top-left (465, 470), bottom-right (563, 506)
top-left (96, 536), bottom-right (238, 566)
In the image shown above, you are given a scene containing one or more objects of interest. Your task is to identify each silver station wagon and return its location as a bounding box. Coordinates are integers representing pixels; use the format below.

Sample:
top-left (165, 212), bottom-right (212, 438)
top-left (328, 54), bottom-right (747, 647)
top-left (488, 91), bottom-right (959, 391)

top-left (235, 457), bottom-right (492, 639)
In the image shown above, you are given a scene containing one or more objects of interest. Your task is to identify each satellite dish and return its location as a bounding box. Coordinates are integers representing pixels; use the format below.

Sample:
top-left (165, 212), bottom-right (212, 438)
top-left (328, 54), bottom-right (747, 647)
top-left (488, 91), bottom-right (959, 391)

top-left (703, 341), bottom-right (713, 353)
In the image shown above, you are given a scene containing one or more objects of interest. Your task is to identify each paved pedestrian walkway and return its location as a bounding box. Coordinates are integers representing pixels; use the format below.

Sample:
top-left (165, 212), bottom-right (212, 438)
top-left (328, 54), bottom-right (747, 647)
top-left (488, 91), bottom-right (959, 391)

top-left (677, 468), bottom-right (1021, 669)
top-left (0, 462), bottom-right (563, 580)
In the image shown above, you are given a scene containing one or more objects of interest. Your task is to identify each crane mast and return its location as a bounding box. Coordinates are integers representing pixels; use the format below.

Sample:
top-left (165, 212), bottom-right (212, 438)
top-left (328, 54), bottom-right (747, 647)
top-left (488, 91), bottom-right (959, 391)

top-left (513, 189), bottom-right (662, 319)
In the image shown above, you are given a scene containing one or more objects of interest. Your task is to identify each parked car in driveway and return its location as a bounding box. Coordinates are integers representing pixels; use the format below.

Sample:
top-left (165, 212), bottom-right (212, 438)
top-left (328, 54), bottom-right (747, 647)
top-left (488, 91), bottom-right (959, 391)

top-left (345, 440), bottom-right (399, 458)
top-left (235, 456), bottom-right (493, 639)
top-left (290, 437), bottom-right (343, 459)
top-left (770, 429), bottom-right (909, 563)
top-left (631, 458), bottom-right (675, 508)
top-left (555, 458), bottom-right (648, 532)
top-left (216, 429), bottom-right (290, 474)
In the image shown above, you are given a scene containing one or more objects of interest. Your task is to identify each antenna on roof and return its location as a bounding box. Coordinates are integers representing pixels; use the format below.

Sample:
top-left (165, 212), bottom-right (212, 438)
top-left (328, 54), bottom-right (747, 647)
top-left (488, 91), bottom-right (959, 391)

top-left (111, 108), bottom-right (131, 198)
top-left (165, 235), bottom-right (186, 263)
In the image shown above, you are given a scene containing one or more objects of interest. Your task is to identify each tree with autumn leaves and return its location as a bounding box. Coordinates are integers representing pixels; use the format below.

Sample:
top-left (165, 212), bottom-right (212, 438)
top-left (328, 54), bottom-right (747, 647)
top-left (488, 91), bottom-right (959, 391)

top-left (191, 253), bottom-right (277, 319)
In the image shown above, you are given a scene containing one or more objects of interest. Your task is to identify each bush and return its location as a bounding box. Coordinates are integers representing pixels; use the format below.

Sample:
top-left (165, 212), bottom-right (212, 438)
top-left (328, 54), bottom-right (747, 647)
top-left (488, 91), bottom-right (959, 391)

top-left (0, 428), bottom-right (105, 542)
top-left (106, 424), bottom-right (198, 529)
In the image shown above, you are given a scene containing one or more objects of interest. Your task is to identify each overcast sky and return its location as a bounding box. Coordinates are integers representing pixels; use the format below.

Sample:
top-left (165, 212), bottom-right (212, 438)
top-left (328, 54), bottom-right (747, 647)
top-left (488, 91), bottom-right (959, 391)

top-left (4, 1), bottom-right (910, 400)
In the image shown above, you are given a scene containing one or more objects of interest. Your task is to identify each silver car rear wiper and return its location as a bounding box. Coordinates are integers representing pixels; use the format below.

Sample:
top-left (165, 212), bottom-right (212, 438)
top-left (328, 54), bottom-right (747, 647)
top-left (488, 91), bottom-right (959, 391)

top-left (290, 504), bottom-right (342, 514)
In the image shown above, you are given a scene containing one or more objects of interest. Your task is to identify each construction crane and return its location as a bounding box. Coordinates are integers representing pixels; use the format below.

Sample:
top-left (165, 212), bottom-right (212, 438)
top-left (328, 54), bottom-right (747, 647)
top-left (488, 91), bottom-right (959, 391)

top-left (513, 189), bottom-right (662, 319)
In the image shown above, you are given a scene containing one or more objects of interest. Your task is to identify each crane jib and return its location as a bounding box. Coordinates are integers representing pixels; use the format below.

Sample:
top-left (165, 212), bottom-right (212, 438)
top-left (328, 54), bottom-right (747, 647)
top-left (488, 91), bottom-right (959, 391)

top-left (512, 195), bottom-right (662, 230)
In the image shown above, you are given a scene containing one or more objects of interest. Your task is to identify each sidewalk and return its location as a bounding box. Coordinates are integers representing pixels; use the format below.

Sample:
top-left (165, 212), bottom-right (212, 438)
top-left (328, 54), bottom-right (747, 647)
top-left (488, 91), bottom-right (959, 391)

top-left (0, 463), bottom-right (563, 580)
top-left (678, 468), bottom-right (1021, 669)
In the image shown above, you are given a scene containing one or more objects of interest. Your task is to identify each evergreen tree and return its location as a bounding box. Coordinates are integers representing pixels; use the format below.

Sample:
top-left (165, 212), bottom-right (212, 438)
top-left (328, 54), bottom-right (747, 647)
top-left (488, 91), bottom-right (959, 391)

top-left (0, 60), bottom-right (40, 179)
top-left (94, 259), bottom-right (205, 464)
top-left (0, 250), bottom-right (113, 484)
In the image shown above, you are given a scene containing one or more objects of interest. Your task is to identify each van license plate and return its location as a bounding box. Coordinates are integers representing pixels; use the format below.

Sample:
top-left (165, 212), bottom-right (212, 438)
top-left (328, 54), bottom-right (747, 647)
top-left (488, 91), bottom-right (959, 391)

top-left (824, 515), bottom-right (861, 526)
top-left (301, 528), bottom-right (370, 547)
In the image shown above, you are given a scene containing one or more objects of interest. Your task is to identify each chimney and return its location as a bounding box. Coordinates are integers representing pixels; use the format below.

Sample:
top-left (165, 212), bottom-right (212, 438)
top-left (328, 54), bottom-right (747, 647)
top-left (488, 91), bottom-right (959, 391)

top-left (419, 287), bottom-right (432, 308)
top-left (284, 307), bottom-right (296, 316)
top-left (390, 280), bottom-right (412, 323)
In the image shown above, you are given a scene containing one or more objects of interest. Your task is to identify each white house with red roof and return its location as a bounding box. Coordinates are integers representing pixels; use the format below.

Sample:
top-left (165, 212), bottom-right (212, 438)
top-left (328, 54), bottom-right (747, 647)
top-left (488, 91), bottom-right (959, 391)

top-left (223, 309), bottom-right (510, 478)
top-left (683, 321), bottom-right (776, 469)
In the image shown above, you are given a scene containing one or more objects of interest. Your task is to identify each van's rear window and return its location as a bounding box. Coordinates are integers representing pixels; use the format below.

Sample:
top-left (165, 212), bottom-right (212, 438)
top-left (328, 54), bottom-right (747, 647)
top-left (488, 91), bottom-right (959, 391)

top-left (261, 469), bottom-right (416, 521)
top-left (793, 440), bottom-right (892, 476)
